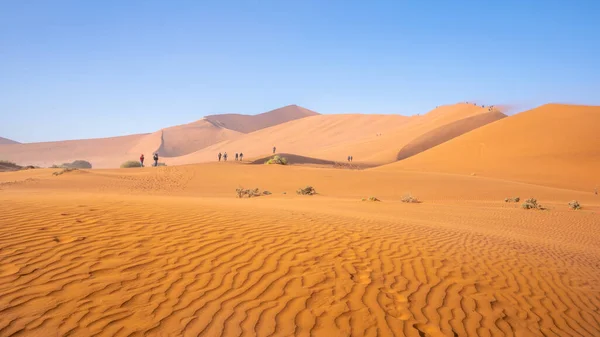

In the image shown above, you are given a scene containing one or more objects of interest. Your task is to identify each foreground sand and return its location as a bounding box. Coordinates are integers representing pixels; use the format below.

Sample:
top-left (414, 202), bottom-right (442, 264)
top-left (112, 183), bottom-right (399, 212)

top-left (1, 164), bottom-right (599, 336)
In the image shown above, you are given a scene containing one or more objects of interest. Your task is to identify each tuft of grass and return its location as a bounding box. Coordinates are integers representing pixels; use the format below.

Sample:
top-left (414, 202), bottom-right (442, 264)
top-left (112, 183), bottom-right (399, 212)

top-left (265, 155), bottom-right (288, 165)
top-left (363, 196), bottom-right (380, 202)
top-left (120, 160), bottom-right (142, 168)
top-left (505, 197), bottom-right (520, 203)
top-left (401, 194), bottom-right (420, 203)
top-left (568, 200), bottom-right (581, 210)
top-left (522, 198), bottom-right (543, 210)
top-left (53, 168), bottom-right (78, 176)
top-left (296, 186), bottom-right (316, 195)
top-left (236, 187), bottom-right (261, 198)
top-left (51, 160), bottom-right (92, 169)
top-left (0, 160), bottom-right (16, 165)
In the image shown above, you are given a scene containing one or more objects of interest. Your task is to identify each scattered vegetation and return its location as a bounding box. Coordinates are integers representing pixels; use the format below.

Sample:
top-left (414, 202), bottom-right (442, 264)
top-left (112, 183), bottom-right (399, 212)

top-left (522, 198), bottom-right (543, 210)
top-left (362, 196), bottom-right (380, 202)
top-left (0, 160), bottom-right (16, 165)
top-left (265, 155), bottom-right (288, 165)
top-left (236, 187), bottom-right (261, 198)
top-left (262, 191), bottom-right (272, 195)
top-left (51, 160), bottom-right (92, 169)
top-left (296, 186), bottom-right (316, 195)
top-left (568, 200), bottom-right (581, 210)
top-left (505, 197), bottom-right (520, 203)
top-left (53, 168), bottom-right (78, 176)
top-left (401, 194), bottom-right (420, 203)
top-left (120, 161), bottom-right (142, 168)
top-left (157, 162), bottom-right (167, 167)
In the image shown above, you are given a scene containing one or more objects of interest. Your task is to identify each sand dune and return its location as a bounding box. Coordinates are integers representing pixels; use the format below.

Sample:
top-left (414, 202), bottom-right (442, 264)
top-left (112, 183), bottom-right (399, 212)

top-left (0, 105), bottom-right (317, 168)
top-left (386, 104), bottom-right (600, 191)
top-left (0, 137), bottom-right (19, 145)
top-left (204, 105), bottom-right (319, 133)
top-left (0, 163), bottom-right (598, 336)
top-left (170, 103), bottom-right (499, 166)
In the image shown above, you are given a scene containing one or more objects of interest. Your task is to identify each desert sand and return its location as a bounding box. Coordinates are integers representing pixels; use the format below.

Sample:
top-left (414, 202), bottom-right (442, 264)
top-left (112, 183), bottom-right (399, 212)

top-left (1, 161), bottom-right (599, 337)
top-left (1, 103), bottom-right (599, 336)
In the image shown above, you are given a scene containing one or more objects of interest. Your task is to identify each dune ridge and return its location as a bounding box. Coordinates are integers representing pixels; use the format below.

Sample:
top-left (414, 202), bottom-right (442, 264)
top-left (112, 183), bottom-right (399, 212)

top-left (386, 104), bottom-right (600, 191)
top-left (204, 105), bottom-right (320, 133)
top-left (0, 137), bottom-right (19, 145)
top-left (0, 163), bottom-right (598, 336)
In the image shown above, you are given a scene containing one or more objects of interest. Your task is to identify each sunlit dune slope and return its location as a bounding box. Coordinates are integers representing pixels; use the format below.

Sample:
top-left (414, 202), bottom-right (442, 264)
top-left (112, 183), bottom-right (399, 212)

top-left (170, 103), bottom-right (500, 165)
top-left (204, 104), bottom-right (319, 133)
top-left (0, 136), bottom-right (19, 145)
top-left (385, 104), bottom-right (600, 191)
top-left (0, 163), bottom-right (599, 336)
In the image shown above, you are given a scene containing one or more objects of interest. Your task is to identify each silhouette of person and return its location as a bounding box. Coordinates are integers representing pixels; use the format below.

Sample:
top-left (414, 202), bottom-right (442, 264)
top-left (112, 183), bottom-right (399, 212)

top-left (218, 152), bottom-right (222, 162)
top-left (140, 154), bottom-right (145, 167)
top-left (239, 153), bottom-right (244, 161)
top-left (350, 156), bottom-right (353, 162)
top-left (235, 153), bottom-right (239, 161)
top-left (273, 146), bottom-right (276, 154)
top-left (224, 152), bottom-right (228, 161)
top-left (153, 153), bottom-right (159, 167)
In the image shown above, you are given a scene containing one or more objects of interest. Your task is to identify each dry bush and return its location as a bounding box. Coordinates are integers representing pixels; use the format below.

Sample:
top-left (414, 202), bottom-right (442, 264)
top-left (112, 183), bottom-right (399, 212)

top-left (505, 197), bottom-right (520, 203)
top-left (265, 155), bottom-right (288, 165)
top-left (120, 160), bottom-right (142, 168)
top-left (362, 196), bottom-right (380, 202)
top-left (296, 186), bottom-right (316, 195)
top-left (53, 168), bottom-right (78, 176)
top-left (401, 194), bottom-right (420, 203)
top-left (522, 198), bottom-right (543, 210)
top-left (236, 187), bottom-right (261, 198)
top-left (568, 200), bottom-right (581, 210)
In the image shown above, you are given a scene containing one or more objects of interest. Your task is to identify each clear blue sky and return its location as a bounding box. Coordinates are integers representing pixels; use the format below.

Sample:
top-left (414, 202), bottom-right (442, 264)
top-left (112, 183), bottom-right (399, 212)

top-left (1, 0), bottom-right (599, 143)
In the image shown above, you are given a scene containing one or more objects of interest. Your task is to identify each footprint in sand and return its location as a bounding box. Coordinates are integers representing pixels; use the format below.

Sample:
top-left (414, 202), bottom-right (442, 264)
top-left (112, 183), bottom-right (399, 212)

top-left (0, 263), bottom-right (20, 277)
top-left (54, 236), bottom-right (85, 244)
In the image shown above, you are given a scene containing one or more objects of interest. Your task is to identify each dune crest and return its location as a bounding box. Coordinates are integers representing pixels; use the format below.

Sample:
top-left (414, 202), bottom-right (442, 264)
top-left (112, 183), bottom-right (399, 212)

top-left (0, 137), bottom-right (19, 145)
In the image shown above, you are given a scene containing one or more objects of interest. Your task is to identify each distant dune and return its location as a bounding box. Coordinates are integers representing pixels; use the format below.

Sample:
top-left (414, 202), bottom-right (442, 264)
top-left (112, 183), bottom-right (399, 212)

top-left (171, 103), bottom-right (500, 166)
top-left (204, 104), bottom-right (319, 133)
top-left (0, 105), bottom-right (314, 168)
top-left (0, 137), bottom-right (19, 145)
top-left (385, 104), bottom-right (600, 191)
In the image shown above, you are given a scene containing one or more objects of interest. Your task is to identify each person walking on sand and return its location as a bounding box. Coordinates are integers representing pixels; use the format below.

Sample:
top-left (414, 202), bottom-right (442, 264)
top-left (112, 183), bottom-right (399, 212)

top-left (273, 146), bottom-right (276, 154)
top-left (350, 156), bottom-right (353, 162)
top-left (140, 154), bottom-right (145, 167)
top-left (239, 153), bottom-right (243, 161)
top-left (235, 153), bottom-right (239, 161)
top-left (218, 152), bottom-right (222, 162)
top-left (224, 152), bottom-right (228, 161)
top-left (153, 152), bottom-right (159, 167)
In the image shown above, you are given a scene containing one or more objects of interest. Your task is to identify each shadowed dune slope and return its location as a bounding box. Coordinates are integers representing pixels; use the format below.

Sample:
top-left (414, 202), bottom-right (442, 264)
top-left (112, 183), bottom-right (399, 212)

top-left (396, 111), bottom-right (507, 160)
top-left (0, 164), bottom-right (599, 336)
top-left (0, 137), bottom-right (19, 145)
top-left (384, 104), bottom-right (600, 191)
top-left (204, 104), bottom-right (320, 133)
top-left (171, 103), bottom-right (497, 165)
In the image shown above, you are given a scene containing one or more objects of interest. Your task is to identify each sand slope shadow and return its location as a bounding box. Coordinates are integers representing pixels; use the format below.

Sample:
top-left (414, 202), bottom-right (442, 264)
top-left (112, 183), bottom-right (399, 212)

top-left (396, 111), bottom-right (506, 161)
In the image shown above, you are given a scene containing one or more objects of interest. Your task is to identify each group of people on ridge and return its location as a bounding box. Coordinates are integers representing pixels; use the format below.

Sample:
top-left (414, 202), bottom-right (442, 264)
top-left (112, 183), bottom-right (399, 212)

top-left (218, 152), bottom-right (244, 162)
top-left (347, 155), bottom-right (353, 162)
top-left (140, 153), bottom-right (159, 167)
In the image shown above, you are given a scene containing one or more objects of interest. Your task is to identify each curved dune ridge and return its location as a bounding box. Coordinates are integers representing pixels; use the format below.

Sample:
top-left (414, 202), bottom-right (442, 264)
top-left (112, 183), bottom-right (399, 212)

top-left (0, 164), bottom-right (599, 336)
top-left (204, 105), bottom-right (320, 133)
top-left (168, 103), bottom-right (499, 166)
top-left (0, 137), bottom-right (19, 145)
top-left (385, 104), bottom-right (600, 191)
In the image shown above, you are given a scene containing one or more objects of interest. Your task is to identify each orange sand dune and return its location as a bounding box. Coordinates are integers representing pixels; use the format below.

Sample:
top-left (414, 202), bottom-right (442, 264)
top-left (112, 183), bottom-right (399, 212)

top-left (385, 104), bottom-right (600, 191)
top-left (204, 104), bottom-right (319, 133)
top-left (0, 137), bottom-right (19, 145)
top-left (171, 103), bottom-right (501, 165)
top-left (0, 105), bottom-right (318, 168)
top-left (0, 163), bottom-right (599, 336)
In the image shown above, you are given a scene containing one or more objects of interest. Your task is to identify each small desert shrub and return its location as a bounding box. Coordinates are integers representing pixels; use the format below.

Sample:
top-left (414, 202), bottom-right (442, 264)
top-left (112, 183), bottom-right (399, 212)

top-left (121, 160), bottom-right (142, 168)
top-left (0, 160), bottom-right (16, 165)
top-left (69, 160), bottom-right (92, 169)
top-left (505, 197), bottom-right (520, 203)
top-left (265, 155), bottom-right (288, 165)
top-left (157, 162), bottom-right (167, 167)
top-left (568, 200), bottom-right (581, 210)
top-left (262, 191), bottom-right (272, 195)
top-left (236, 187), bottom-right (261, 198)
top-left (296, 186), bottom-right (316, 195)
top-left (522, 198), bottom-right (543, 210)
top-left (53, 168), bottom-right (78, 176)
top-left (363, 196), bottom-right (380, 202)
top-left (401, 194), bottom-right (419, 203)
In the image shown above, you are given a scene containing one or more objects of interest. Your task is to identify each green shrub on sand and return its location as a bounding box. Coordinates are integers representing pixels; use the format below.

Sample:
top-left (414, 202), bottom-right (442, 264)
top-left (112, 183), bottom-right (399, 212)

top-left (265, 155), bottom-right (288, 165)
top-left (121, 160), bottom-right (142, 168)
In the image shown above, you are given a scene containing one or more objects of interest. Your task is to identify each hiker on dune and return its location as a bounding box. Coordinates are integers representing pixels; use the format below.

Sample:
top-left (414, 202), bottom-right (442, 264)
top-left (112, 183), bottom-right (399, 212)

top-left (239, 153), bottom-right (243, 161)
top-left (224, 152), bottom-right (228, 161)
top-left (235, 153), bottom-right (239, 161)
top-left (153, 153), bottom-right (159, 167)
top-left (273, 146), bottom-right (276, 154)
top-left (218, 152), bottom-right (222, 162)
top-left (140, 154), bottom-right (145, 167)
